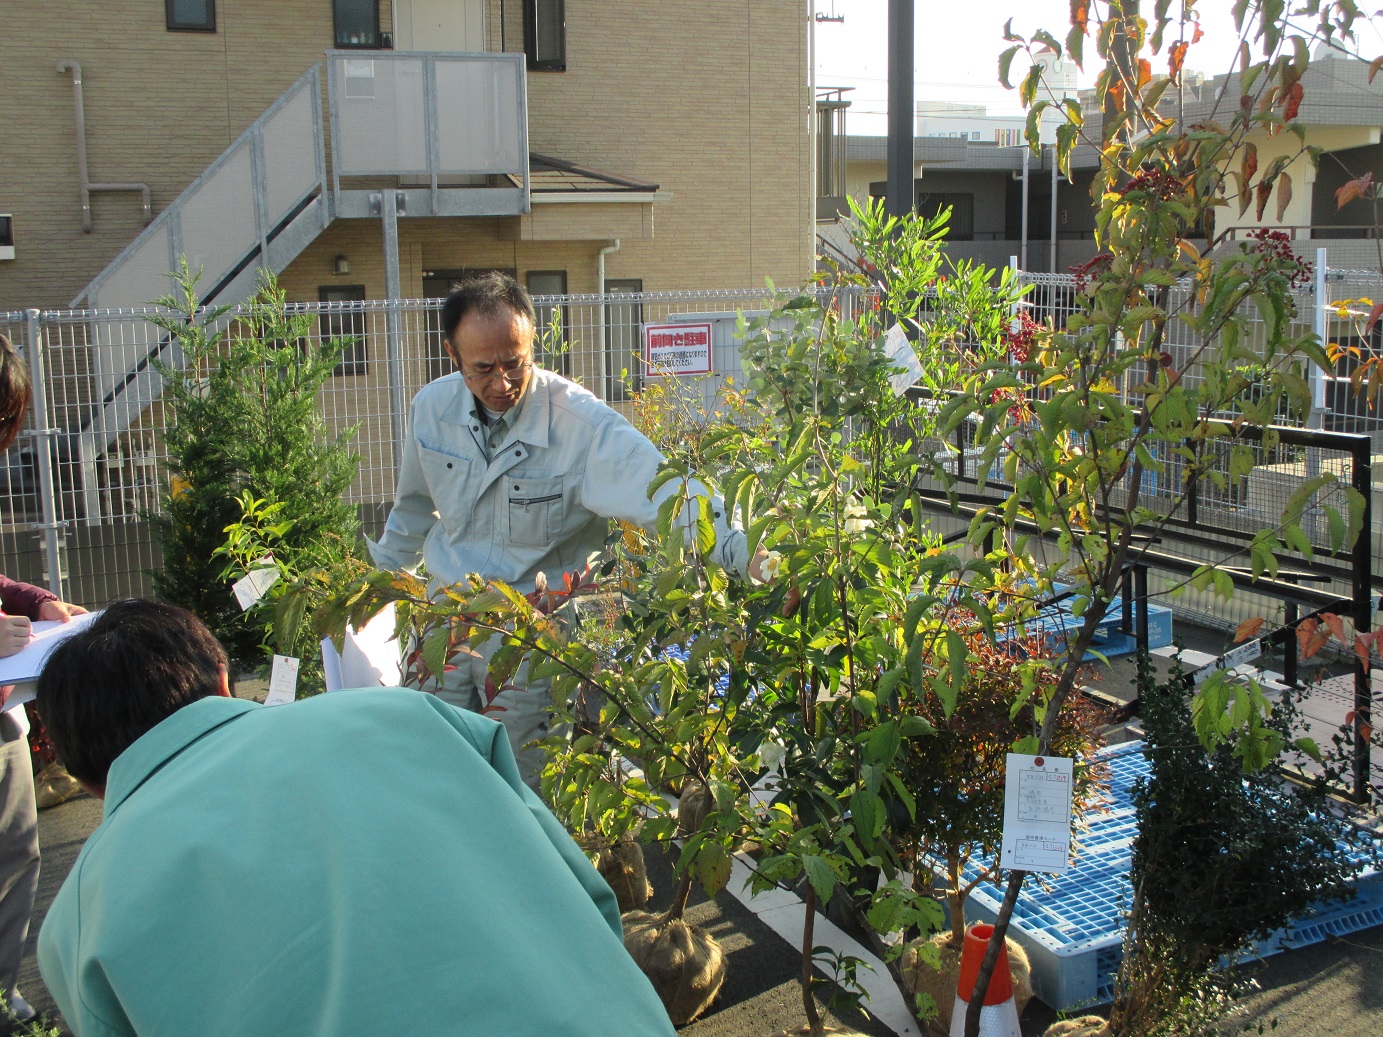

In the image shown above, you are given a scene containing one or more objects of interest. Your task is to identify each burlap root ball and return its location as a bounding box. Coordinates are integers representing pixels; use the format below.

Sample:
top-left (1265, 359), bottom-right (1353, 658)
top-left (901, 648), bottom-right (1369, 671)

top-left (1043, 1016), bottom-right (1109, 1037)
top-left (623, 910), bottom-right (726, 1026)
top-left (678, 781), bottom-right (713, 835)
top-left (900, 931), bottom-right (1034, 1036)
top-left (768, 1026), bottom-right (869, 1036)
top-left (594, 838), bottom-right (652, 913)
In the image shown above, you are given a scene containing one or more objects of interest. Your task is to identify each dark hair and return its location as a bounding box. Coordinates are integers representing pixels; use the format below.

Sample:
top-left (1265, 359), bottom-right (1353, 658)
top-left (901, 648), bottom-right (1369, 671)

top-left (439, 272), bottom-right (537, 344)
top-left (0, 332), bottom-right (32, 452)
top-left (36, 599), bottom-right (233, 786)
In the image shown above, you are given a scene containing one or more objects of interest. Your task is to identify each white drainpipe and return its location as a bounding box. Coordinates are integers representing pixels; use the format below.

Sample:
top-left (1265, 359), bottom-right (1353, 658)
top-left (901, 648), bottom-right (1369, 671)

top-left (596, 239), bottom-right (621, 397)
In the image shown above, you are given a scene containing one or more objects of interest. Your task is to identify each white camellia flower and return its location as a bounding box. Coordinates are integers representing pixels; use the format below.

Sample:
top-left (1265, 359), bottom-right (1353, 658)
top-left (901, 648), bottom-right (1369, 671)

top-left (843, 502), bottom-right (873, 534)
top-left (760, 549), bottom-right (784, 582)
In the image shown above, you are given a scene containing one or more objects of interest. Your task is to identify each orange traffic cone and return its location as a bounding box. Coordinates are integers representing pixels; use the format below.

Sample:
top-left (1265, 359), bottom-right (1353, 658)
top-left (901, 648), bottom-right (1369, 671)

top-left (948, 922), bottom-right (1022, 1037)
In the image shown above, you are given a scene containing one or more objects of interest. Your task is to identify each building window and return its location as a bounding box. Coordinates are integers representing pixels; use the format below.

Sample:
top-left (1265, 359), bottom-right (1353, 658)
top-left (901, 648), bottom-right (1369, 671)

top-left (525, 0), bottom-right (566, 71)
top-left (319, 285), bottom-right (368, 376)
top-left (605, 278), bottom-right (642, 402)
top-left (334, 0), bottom-right (381, 48)
top-left (527, 270), bottom-right (570, 377)
top-left (166, 0), bottom-right (216, 32)
top-left (915, 191), bottom-right (975, 241)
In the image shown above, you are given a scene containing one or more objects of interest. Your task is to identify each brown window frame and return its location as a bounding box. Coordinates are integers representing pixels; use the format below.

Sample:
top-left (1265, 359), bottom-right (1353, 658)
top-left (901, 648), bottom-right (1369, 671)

top-left (166, 0), bottom-right (216, 33)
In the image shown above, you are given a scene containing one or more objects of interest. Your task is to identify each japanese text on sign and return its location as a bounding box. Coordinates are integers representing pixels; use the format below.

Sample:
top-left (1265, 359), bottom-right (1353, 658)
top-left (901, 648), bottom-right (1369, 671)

top-left (644, 322), bottom-right (713, 376)
top-left (1000, 753), bottom-right (1075, 874)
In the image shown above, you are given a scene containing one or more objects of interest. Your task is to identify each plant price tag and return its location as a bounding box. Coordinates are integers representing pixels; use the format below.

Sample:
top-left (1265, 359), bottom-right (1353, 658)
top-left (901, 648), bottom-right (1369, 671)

top-left (883, 322), bottom-right (926, 396)
top-left (999, 753), bottom-right (1074, 874)
top-left (264, 655), bottom-right (300, 706)
top-left (232, 565), bottom-right (280, 611)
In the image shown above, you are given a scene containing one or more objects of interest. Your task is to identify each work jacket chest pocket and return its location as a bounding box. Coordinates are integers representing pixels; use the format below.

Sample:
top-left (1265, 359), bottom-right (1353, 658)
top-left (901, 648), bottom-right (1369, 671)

top-left (507, 476), bottom-right (566, 548)
top-left (417, 443), bottom-right (476, 533)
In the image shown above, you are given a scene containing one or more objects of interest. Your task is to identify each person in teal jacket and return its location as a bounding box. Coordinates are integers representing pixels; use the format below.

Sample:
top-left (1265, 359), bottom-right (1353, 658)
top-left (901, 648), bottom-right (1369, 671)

top-left (34, 599), bottom-right (676, 1037)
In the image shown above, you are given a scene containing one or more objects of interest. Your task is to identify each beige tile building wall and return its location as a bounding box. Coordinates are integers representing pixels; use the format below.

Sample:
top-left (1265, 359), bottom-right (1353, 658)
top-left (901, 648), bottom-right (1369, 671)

top-left (1, 1), bottom-right (812, 313)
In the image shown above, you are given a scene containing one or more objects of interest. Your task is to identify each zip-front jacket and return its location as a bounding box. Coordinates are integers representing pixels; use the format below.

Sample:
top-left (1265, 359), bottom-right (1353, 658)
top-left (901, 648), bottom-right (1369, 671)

top-left (369, 367), bottom-right (749, 591)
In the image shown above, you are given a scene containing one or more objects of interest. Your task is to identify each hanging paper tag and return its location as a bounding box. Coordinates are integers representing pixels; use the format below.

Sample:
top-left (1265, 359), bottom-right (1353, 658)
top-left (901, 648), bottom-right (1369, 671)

top-left (999, 753), bottom-right (1074, 874)
top-left (264, 655), bottom-right (300, 706)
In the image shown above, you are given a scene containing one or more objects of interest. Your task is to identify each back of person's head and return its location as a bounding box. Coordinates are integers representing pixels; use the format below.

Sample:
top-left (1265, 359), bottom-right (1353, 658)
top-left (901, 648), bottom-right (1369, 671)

top-left (37, 599), bottom-right (233, 786)
top-left (0, 332), bottom-right (33, 452)
top-left (439, 272), bottom-right (536, 343)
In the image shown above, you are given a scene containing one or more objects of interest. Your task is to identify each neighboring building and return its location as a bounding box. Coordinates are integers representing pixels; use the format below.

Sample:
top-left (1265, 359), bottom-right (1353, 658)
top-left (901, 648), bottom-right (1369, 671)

top-left (914, 101), bottom-right (1024, 145)
top-left (0, 1), bottom-right (813, 315)
top-left (824, 51), bottom-right (1383, 276)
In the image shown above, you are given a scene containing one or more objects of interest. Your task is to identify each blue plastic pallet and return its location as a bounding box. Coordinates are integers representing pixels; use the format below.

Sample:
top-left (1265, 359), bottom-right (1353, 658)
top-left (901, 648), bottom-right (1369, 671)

top-left (959, 742), bottom-right (1383, 1011)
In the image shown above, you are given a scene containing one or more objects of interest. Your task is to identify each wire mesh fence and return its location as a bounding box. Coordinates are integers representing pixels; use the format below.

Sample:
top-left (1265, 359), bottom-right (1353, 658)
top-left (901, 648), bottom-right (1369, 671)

top-left (2, 271), bottom-right (1379, 611)
top-left (0, 287), bottom-right (877, 606)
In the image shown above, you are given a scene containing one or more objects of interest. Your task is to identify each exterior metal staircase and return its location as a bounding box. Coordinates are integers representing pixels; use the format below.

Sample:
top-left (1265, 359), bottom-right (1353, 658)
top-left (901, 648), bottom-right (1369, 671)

top-left (67, 51), bottom-right (530, 513)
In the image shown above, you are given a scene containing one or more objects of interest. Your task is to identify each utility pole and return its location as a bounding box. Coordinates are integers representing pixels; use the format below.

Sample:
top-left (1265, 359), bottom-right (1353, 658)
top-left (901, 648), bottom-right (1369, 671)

top-left (886, 0), bottom-right (914, 220)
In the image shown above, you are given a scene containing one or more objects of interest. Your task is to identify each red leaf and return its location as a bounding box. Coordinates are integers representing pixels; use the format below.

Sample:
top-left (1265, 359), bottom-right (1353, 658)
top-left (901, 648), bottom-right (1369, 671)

top-left (1356, 634), bottom-right (1372, 669)
top-left (1366, 301), bottom-right (1383, 337)
top-left (1304, 629), bottom-right (1331, 659)
top-left (1169, 41), bottom-right (1189, 82)
top-left (1370, 55), bottom-right (1383, 83)
top-left (1255, 179), bottom-right (1273, 221)
top-left (1282, 80), bottom-right (1304, 121)
top-left (1362, 721), bottom-right (1376, 742)
top-left (1323, 612), bottom-right (1347, 644)
top-left (1336, 172), bottom-right (1374, 211)
top-left (1234, 617), bottom-right (1266, 643)
top-left (1242, 142), bottom-right (1259, 187)
top-left (1137, 59), bottom-right (1152, 90)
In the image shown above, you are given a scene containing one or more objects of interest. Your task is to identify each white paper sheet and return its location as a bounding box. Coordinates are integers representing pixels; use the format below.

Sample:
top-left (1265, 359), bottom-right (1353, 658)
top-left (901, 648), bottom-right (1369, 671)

top-left (320, 604), bottom-right (401, 692)
top-left (885, 322), bottom-right (926, 395)
top-left (232, 567), bottom-right (280, 611)
top-left (0, 612), bottom-right (101, 695)
top-left (999, 752), bottom-right (1074, 874)
top-left (263, 655), bottom-right (300, 706)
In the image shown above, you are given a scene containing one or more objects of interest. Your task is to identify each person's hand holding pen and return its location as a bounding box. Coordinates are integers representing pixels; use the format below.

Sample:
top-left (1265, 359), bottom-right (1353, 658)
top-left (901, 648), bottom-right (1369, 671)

top-left (0, 600), bottom-right (89, 658)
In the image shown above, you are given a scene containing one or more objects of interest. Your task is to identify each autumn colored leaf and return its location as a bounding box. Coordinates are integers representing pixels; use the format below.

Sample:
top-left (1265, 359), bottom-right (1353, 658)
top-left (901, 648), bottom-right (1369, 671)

top-left (1370, 55), bottom-right (1383, 83)
top-left (1241, 143), bottom-right (1258, 187)
top-left (1296, 617), bottom-right (1321, 657)
top-left (1192, 22), bottom-right (1204, 44)
top-left (1255, 178), bottom-right (1273, 221)
top-left (1323, 612), bottom-right (1346, 644)
top-left (1276, 172), bottom-right (1293, 222)
top-left (1366, 301), bottom-right (1383, 336)
top-left (1305, 628), bottom-right (1331, 658)
top-left (1137, 59), bottom-right (1152, 89)
top-left (1070, 0), bottom-right (1089, 34)
top-left (780, 585), bottom-right (802, 618)
top-left (1234, 617), bottom-right (1266, 642)
top-left (1282, 80), bottom-right (1304, 121)
top-left (1169, 40), bottom-right (1188, 82)
top-left (1354, 632), bottom-right (1372, 668)
top-left (1336, 172), bottom-right (1374, 210)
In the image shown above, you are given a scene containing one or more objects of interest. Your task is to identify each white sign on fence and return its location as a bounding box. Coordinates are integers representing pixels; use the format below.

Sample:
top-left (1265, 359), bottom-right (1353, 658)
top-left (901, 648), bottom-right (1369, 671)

top-left (644, 321), bottom-right (713, 376)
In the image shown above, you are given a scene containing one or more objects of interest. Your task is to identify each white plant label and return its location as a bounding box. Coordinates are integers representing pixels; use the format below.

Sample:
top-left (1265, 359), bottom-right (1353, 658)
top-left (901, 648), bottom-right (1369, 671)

top-left (264, 655), bottom-right (300, 706)
top-left (884, 322), bottom-right (926, 396)
top-left (1000, 753), bottom-right (1074, 874)
top-left (232, 566), bottom-right (280, 611)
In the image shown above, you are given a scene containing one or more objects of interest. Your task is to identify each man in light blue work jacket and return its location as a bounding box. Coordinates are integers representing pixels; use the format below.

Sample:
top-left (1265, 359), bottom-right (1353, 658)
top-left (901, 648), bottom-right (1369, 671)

top-left (35, 599), bottom-right (678, 1037)
top-left (370, 273), bottom-right (763, 782)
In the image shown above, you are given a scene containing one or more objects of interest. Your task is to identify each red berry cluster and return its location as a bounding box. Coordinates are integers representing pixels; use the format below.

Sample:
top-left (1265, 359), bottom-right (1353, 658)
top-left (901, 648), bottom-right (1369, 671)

top-left (1003, 312), bottom-right (1043, 362)
top-left (1069, 252), bottom-right (1115, 293)
top-left (1247, 228), bottom-right (1313, 289)
top-left (1119, 167), bottom-right (1182, 200)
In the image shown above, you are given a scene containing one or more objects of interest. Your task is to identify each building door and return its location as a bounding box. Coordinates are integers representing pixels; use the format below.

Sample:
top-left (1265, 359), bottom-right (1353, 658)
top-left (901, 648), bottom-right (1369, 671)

top-left (394, 0), bottom-right (486, 52)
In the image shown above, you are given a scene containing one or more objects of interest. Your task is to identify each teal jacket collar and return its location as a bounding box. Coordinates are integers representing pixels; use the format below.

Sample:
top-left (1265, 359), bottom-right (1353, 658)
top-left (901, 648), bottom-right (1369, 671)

top-left (103, 697), bottom-right (259, 817)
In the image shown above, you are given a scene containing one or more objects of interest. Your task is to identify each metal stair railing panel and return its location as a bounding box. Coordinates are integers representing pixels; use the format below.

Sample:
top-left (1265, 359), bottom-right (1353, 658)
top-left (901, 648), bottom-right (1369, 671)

top-left (328, 50), bottom-right (529, 212)
top-left (74, 65), bottom-right (328, 461)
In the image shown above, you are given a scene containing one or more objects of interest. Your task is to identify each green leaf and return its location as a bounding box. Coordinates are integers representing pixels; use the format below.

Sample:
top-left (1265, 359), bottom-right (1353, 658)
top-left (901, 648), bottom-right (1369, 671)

top-left (694, 841), bottom-right (733, 898)
top-left (802, 854), bottom-right (838, 905)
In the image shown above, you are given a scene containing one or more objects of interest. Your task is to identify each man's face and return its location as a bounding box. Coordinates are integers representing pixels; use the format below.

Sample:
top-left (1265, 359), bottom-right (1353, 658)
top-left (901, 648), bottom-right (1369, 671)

top-left (445, 306), bottom-right (536, 413)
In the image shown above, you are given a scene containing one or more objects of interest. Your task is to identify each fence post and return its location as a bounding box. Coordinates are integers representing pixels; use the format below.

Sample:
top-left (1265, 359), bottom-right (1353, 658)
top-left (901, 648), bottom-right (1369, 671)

top-left (24, 310), bottom-right (66, 599)
top-left (380, 191), bottom-right (406, 467)
top-left (1307, 248), bottom-right (1328, 431)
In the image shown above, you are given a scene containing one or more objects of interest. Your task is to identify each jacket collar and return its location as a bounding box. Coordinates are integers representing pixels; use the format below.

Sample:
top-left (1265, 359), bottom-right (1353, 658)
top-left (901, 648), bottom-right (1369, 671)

top-left (102, 697), bottom-right (259, 818)
top-left (439, 370), bottom-right (552, 451)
